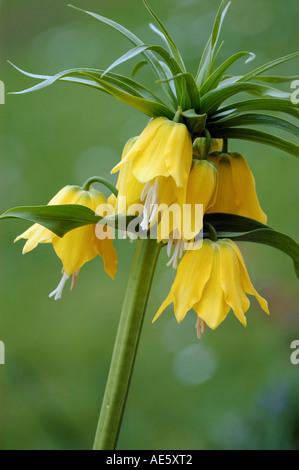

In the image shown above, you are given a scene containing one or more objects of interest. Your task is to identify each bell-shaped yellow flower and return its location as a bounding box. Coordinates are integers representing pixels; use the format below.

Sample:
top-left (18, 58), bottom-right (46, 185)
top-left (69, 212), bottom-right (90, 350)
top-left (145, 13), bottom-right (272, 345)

top-left (15, 185), bottom-right (118, 299)
top-left (206, 152), bottom-right (267, 223)
top-left (153, 238), bottom-right (269, 333)
top-left (162, 159), bottom-right (217, 268)
top-left (111, 117), bottom-right (193, 230)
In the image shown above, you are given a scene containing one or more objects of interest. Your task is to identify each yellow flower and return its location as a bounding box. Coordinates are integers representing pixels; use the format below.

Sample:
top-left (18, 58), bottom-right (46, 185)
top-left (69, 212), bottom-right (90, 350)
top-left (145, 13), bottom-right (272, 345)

top-left (153, 238), bottom-right (269, 334)
top-left (163, 159), bottom-right (217, 268)
top-left (15, 185), bottom-right (118, 299)
top-left (206, 152), bottom-right (267, 223)
top-left (111, 117), bottom-right (193, 230)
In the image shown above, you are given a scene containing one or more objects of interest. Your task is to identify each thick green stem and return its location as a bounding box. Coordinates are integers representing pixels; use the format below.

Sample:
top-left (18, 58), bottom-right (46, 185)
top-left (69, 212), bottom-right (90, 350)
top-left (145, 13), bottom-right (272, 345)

top-left (93, 237), bottom-right (161, 450)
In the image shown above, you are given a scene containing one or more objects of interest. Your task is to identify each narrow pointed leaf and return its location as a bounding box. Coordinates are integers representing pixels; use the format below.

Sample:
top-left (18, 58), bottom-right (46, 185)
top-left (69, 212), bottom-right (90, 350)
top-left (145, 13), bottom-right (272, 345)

top-left (9, 63), bottom-right (174, 118)
top-left (234, 229), bottom-right (299, 278)
top-left (196, 0), bottom-right (231, 87)
top-left (209, 127), bottom-right (299, 157)
top-left (67, 4), bottom-right (177, 105)
top-left (239, 51), bottom-right (299, 82)
top-left (200, 51), bottom-right (256, 95)
top-left (211, 98), bottom-right (299, 120)
top-left (208, 113), bottom-right (299, 136)
top-left (254, 75), bottom-right (299, 84)
top-left (201, 82), bottom-right (291, 114)
top-left (143, 0), bottom-right (186, 72)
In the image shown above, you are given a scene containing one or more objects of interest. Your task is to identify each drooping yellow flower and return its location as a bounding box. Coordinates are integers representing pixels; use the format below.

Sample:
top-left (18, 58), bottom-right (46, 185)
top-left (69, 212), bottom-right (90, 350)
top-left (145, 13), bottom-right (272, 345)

top-left (153, 238), bottom-right (269, 334)
top-left (163, 159), bottom-right (217, 268)
top-left (111, 117), bottom-right (193, 230)
top-left (206, 152), bottom-right (267, 223)
top-left (15, 185), bottom-right (118, 299)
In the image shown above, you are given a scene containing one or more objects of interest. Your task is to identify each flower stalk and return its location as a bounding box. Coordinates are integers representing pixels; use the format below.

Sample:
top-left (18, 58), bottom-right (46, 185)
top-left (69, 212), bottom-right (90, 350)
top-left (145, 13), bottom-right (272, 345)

top-left (93, 237), bottom-right (161, 450)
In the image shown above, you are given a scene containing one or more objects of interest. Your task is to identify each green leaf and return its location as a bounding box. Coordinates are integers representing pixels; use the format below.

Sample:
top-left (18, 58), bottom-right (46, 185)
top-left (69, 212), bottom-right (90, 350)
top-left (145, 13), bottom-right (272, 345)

top-left (209, 127), bottom-right (299, 157)
top-left (156, 72), bottom-right (200, 110)
top-left (201, 82), bottom-right (291, 114)
top-left (253, 75), bottom-right (299, 84)
top-left (200, 51), bottom-right (256, 95)
top-left (67, 4), bottom-right (177, 107)
top-left (131, 60), bottom-right (148, 77)
top-left (9, 63), bottom-right (174, 119)
top-left (210, 98), bottom-right (299, 120)
top-left (101, 44), bottom-right (154, 77)
top-left (100, 43), bottom-right (185, 106)
top-left (238, 51), bottom-right (299, 83)
top-left (8, 62), bottom-right (160, 102)
top-left (143, 0), bottom-right (186, 72)
top-left (195, 0), bottom-right (231, 87)
top-left (81, 70), bottom-right (175, 118)
top-left (0, 205), bottom-right (136, 238)
top-left (233, 229), bottom-right (299, 278)
top-left (0, 205), bottom-right (100, 238)
top-left (204, 213), bottom-right (268, 233)
top-left (208, 113), bottom-right (299, 137)
top-left (203, 213), bottom-right (299, 278)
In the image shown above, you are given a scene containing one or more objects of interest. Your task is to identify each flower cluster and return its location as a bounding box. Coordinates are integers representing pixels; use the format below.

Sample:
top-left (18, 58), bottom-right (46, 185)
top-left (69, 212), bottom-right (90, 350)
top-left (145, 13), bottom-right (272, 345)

top-left (111, 117), bottom-right (269, 335)
top-left (8, 0), bottom-right (298, 338)
top-left (16, 115), bottom-right (269, 335)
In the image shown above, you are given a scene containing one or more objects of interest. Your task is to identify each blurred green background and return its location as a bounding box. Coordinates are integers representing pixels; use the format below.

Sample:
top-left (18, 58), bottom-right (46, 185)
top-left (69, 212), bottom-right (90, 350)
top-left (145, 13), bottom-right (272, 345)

top-left (0, 0), bottom-right (298, 450)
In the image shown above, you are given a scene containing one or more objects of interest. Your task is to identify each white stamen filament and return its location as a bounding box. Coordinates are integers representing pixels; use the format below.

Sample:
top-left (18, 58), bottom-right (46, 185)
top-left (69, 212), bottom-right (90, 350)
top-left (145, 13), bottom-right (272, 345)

top-left (140, 178), bottom-right (160, 231)
top-left (49, 271), bottom-right (70, 301)
top-left (166, 235), bottom-right (185, 269)
top-left (49, 269), bottom-right (80, 300)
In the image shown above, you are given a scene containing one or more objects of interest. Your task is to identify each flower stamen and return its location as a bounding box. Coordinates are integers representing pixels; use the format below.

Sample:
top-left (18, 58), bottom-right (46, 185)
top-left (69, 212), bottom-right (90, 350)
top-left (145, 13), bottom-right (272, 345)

top-left (195, 317), bottom-right (206, 339)
top-left (140, 177), bottom-right (160, 231)
top-left (49, 270), bottom-right (70, 301)
top-left (166, 231), bottom-right (185, 269)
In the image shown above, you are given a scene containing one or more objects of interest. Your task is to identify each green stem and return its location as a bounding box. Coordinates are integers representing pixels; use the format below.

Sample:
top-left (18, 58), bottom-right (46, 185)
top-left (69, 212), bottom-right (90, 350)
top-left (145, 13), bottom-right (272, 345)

top-left (221, 138), bottom-right (228, 154)
top-left (82, 176), bottom-right (118, 196)
top-left (93, 237), bottom-right (161, 450)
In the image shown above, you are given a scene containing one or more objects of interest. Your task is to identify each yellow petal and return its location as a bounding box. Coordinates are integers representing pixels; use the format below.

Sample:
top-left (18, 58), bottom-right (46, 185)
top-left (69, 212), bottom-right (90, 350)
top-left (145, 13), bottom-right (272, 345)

top-left (152, 295), bottom-right (173, 322)
top-left (52, 224), bottom-right (99, 275)
top-left (154, 240), bottom-right (215, 323)
top-left (193, 243), bottom-right (230, 329)
top-left (94, 235), bottom-right (118, 279)
top-left (230, 241), bottom-right (269, 314)
top-left (229, 153), bottom-right (267, 223)
top-left (207, 153), bottom-right (267, 223)
top-left (15, 223), bottom-right (55, 254)
top-left (219, 239), bottom-right (249, 326)
top-left (111, 118), bottom-right (167, 174)
top-left (52, 189), bottom-right (118, 276)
